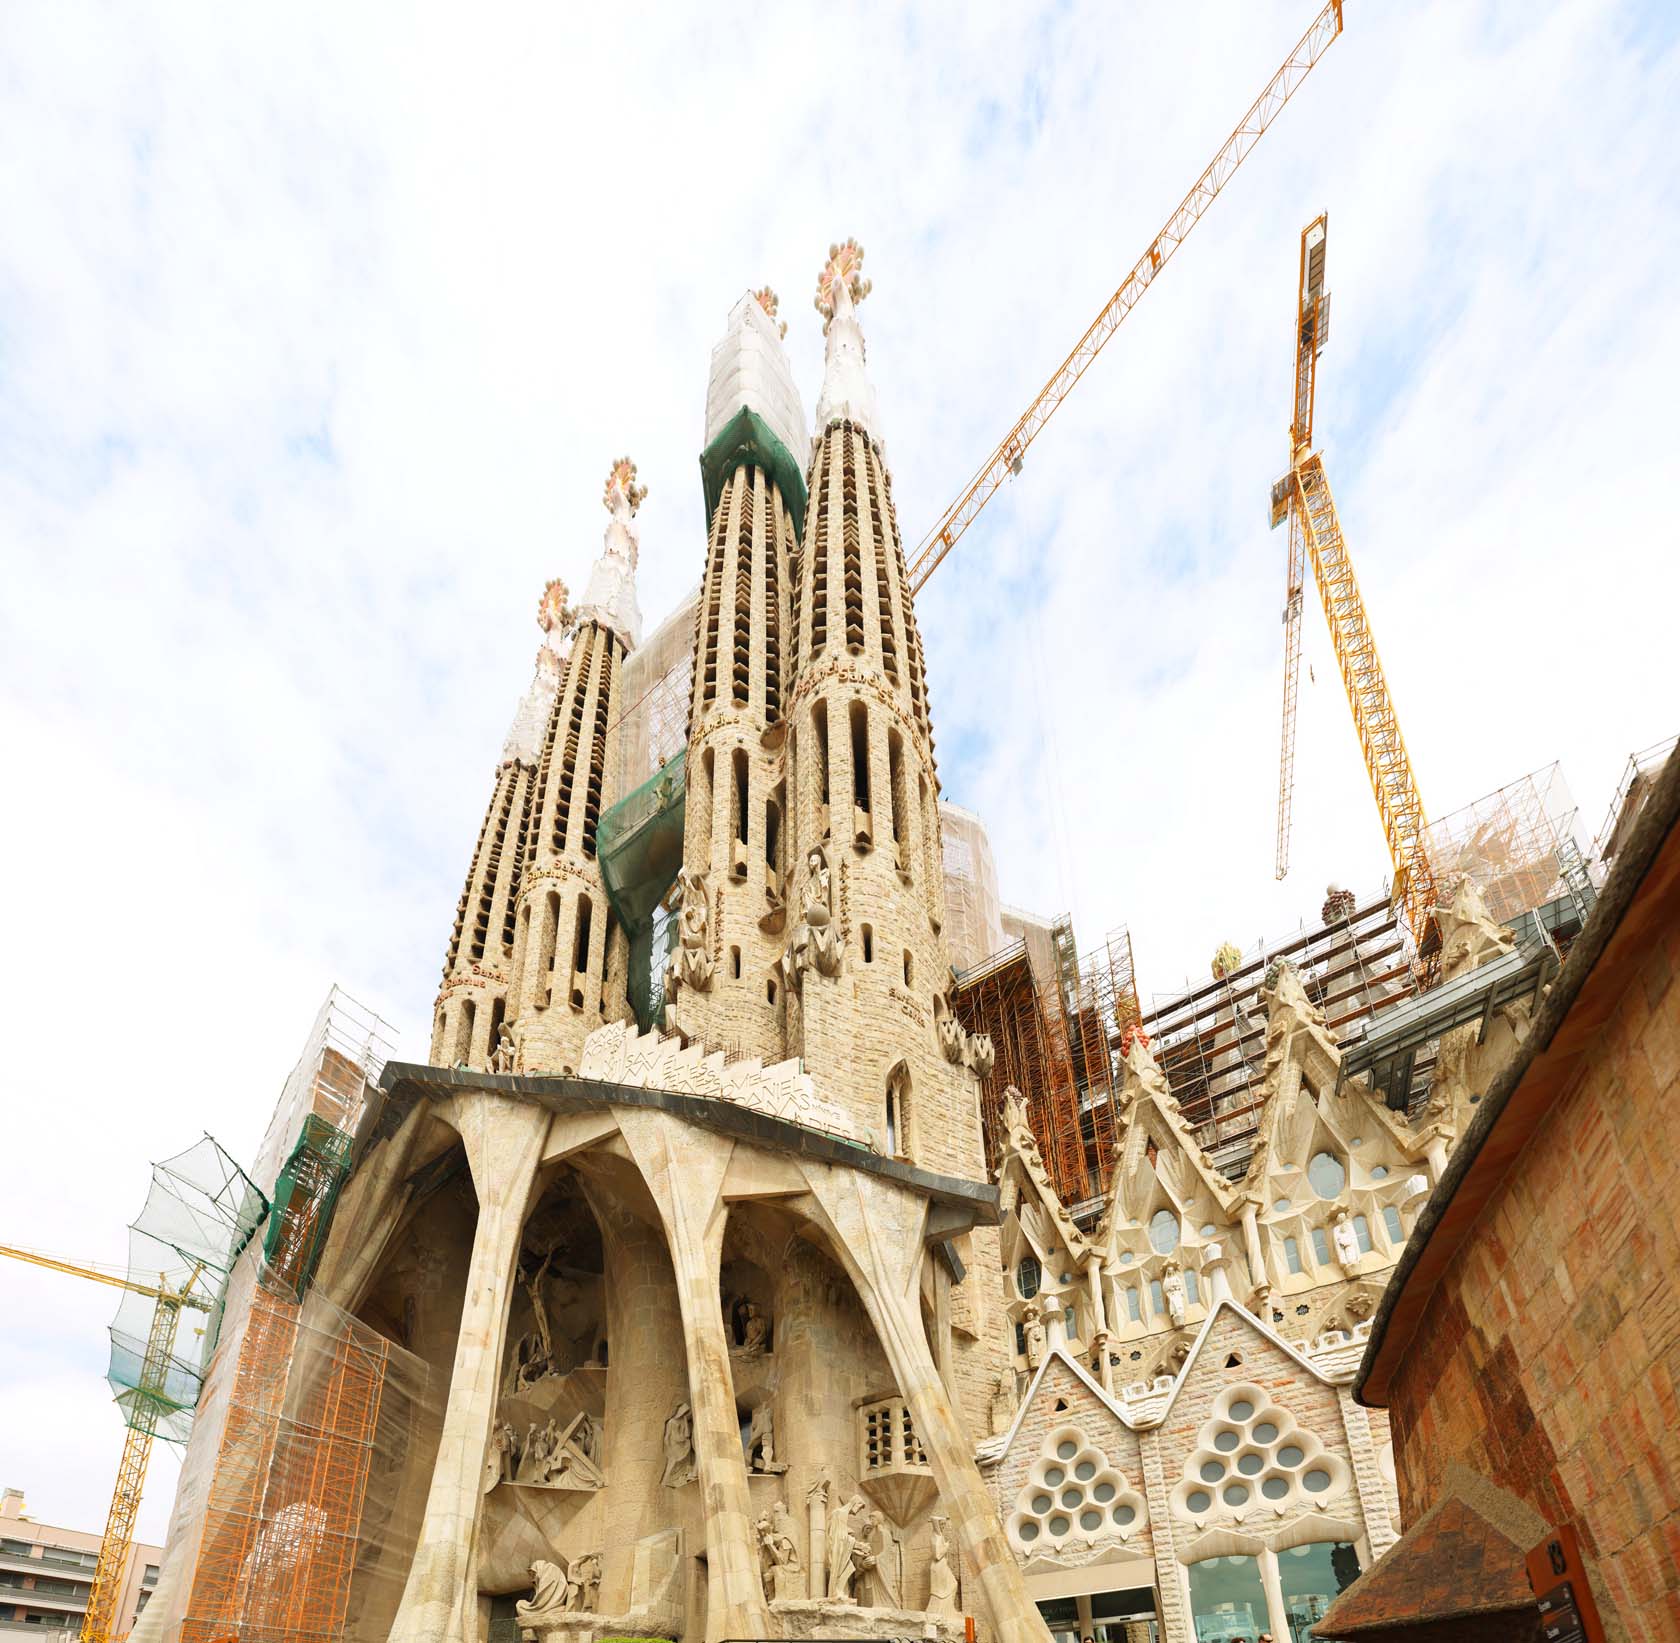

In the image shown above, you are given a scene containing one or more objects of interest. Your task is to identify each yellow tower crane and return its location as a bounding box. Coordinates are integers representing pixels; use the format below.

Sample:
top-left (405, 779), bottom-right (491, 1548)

top-left (0, 1245), bottom-right (212, 1643)
top-left (1269, 214), bottom-right (1438, 946)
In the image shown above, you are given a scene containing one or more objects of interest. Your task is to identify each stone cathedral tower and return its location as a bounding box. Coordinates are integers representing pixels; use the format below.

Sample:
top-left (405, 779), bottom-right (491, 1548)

top-left (431, 461), bottom-right (645, 1074)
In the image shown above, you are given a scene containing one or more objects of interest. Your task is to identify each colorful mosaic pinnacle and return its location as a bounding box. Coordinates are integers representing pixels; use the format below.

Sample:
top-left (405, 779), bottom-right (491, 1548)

top-left (535, 576), bottom-right (571, 635)
top-left (814, 237), bottom-right (872, 332)
top-left (751, 286), bottom-right (787, 339)
top-left (603, 455), bottom-right (647, 518)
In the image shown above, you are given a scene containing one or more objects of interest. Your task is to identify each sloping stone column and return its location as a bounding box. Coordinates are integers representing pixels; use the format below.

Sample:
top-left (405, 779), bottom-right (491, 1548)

top-left (389, 1091), bottom-right (551, 1643)
top-left (615, 1109), bottom-right (771, 1643)
top-left (1138, 1428), bottom-right (1191, 1643)
top-left (801, 1167), bottom-right (1052, 1641)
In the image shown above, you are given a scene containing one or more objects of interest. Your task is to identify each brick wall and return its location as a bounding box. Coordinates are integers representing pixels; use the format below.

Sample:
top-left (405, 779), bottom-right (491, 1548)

top-left (1386, 918), bottom-right (1680, 1637)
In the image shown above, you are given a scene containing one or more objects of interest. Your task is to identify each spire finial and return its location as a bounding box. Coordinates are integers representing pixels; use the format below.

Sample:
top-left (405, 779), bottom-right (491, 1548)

top-left (603, 456), bottom-right (647, 519)
top-left (752, 286), bottom-right (787, 339)
top-left (814, 239), bottom-right (872, 335)
top-left (537, 577), bottom-right (573, 636)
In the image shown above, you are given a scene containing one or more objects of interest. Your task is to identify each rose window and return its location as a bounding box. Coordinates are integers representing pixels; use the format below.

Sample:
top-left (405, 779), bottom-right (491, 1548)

top-left (1171, 1385), bottom-right (1349, 1524)
top-left (1007, 1426), bottom-right (1147, 1554)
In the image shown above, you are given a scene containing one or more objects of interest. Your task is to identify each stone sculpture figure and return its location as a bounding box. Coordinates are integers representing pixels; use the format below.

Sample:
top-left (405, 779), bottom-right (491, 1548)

top-left (1332, 1210), bottom-right (1361, 1273)
top-left (783, 847), bottom-right (841, 989)
top-left (515, 1559), bottom-right (574, 1632)
top-left (483, 1420), bottom-right (516, 1495)
top-left (738, 1300), bottom-right (768, 1355)
top-left (1162, 1260), bottom-right (1187, 1327)
top-left (488, 1022), bottom-right (518, 1073)
top-left (664, 869), bottom-right (714, 999)
top-left (755, 1509), bottom-right (802, 1603)
top-left (1022, 1301), bottom-right (1046, 1369)
top-left (746, 1401), bottom-right (776, 1471)
top-left (573, 1552), bottom-right (602, 1611)
top-left (661, 1401), bottom-right (696, 1488)
top-left (926, 1515), bottom-right (958, 1616)
top-left (826, 1493), bottom-right (868, 1602)
top-left (854, 1508), bottom-right (900, 1609)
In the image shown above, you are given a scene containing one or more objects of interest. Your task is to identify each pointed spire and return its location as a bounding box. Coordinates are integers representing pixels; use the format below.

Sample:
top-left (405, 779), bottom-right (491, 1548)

top-left (813, 237), bottom-right (882, 442)
top-left (752, 286), bottom-right (787, 339)
top-left (503, 583), bottom-right (571, 763)
top-left (573, 457), bottom-right (645, 650)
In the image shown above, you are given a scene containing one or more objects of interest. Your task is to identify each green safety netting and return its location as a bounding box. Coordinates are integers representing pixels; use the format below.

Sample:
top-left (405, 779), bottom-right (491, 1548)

top-left (699, 407), bottom-right (808, 540)
top-left (107, 1136), bottom-right (267, 1441)
top-left (262, 1113), bottom-right (355, 1301)
top-left (597, 749), bottom-right (688, 1032)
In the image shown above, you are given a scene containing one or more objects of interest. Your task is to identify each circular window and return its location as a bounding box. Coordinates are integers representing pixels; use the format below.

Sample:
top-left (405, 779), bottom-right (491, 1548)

top-left (1056, 1440), bottom-right (1077, 1460)
top-left (1254, 1421), bottom-right (1278, 1444)
top-left (1048, 1514), bottom-right (1071, 1536)
top-left (1199, 1461), bottom-right (1223, 1483)
top-left (1308, 1151), bottom-right (1346, 1199)
top-left (1262, 1476), bottom-right (1289, 1500)
top-left (1214, 1430), bottom-right (1239, 1453)
top-left (1059, 1272), bottom-right (1073, 1283)
top-left (1371, 1165), bottom-right (1389, 1180)
top-left (1237, 1452), bottom-right (1263, 1476)
top-left (1044, 1467), bottom-right (1065, 1486)
top-left (1304, 1469), bottom-right (1331, 1493)
top-left (1278, 1445), bottom-right (1304, 1468)
top-left (1229, 1398), bottom-right (1254, 1421)
top-left (1079, 1509), bottom-right (1102, 1531)
top-left (1016, 1257), bottom-right (1042, 1299)
top-left (1075, 1461), bottom-right (1095, 1481)
top-left (1031, 1493), bottom-right (1052, 1514)
top-left (1200, 1223), bottom-right (1217, 1236)
top-left (1149, 1208), bottom-right (1180, 1255)
top-left (1223, 1483), bottom-right (1250, 1506)
top-left (1118, 1251), bottom-right (1133, 1264)
top-left (1060, 1488), bottom-right (1082, 1509)
top-left (1187, 1490), bottom-right (1211, 1513)
top-left (1114, 1503), bottom-right (1135, 1526)
top-left (1273, 1197), bottom-right (1292, 1213)
top-left (1093, 1481), bottom-right (1116, 1503)
top-left (1349, 1136), bottom-right (1363, 1147)
top-left (1019, 1520), bottom-right (1040, 1541)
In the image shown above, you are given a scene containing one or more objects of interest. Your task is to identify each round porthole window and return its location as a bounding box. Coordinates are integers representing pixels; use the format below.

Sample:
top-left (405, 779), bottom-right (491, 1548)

top-left (1371, 1165), bottom-right (1389, 1180)
top-left (1075, 1461), bottom-right (1095, 1481)
top-left (1044, 1467), bottom-right (1065, 1487)
top-left (1229, 1398), bottom-right (1254, 1421)
top-left (1149, 1208), bottom-right (1181, 1255)
top-left (1080, 1509), bottom-right (1103, 1531)
top-left (1048, 1514), bottom-right (1071, 1536)
top-left (1187, 1490), bottom-right (1211, 1513)
top-left (1060, 1488), bottom-right (1081, 1509)
top-left (1279, 1445), bottom-right (1304, 1467)
top-left (1114, 1503), bottom-right (1136, 1526)
top-left (1304, 1469), bottom-right (1331, 1493)
top-left (1093, 1481), bottom-right (1116, 1503)
top-left (1253, 1422), bottom-right (1278, 1444)
top-left (1237, 1452), bottom-right (1263, 1476)
top-left (1200, 1461), bottom-right (1223, 1483)
top-left (1214, 1430), bottom-right (1239, 1453)
top-left (1057, 1440), bottom-right (1077, 1460)
top-left (1031, 1493), bottom-right (1052, 1513)
top-left (1223, 1483), bottom-right (1249, 1506)
top-left (1262, 1475), bottom-right (1289, 1500)
top-left (1308, 1151), bottom-right (1346, 1199)
top-left (1200, 1223), bottom-right (1217, 1236)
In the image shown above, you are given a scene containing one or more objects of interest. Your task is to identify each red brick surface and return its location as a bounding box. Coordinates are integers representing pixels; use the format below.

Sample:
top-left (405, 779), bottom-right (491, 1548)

top-left (1387, 935), bottom-right (1680, 1638)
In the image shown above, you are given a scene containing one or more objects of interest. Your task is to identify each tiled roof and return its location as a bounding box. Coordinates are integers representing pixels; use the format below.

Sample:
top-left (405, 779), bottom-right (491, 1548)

top-left (1312, 1494), bottom-right (1539, 1635)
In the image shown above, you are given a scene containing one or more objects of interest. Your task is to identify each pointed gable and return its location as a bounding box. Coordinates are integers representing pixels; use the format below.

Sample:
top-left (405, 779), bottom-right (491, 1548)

top-left (995, 1087), bottom-right (1088, 1274)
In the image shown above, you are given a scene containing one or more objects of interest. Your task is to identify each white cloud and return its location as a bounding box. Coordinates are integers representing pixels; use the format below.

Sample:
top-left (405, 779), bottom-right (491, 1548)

top-left (0, 0), bottom-right (1674, 1538)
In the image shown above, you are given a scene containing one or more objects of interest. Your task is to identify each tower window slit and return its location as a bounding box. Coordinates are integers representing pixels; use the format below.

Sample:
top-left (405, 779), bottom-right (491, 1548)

top-left (551, 636), bottom-right (593, 855)
top-left (732, 471), bottom-right (755, 706)
top-left (866, 447), bottom-right (899, 682)
top-left (503, 770), bottom-right (534, 950)
top-left (809, 445), bottom-right (830, 655)
top-left (702, 486), bottom-right (729, 708)
top-left (455, 998), bottom-right (476, 1066)
top-left (583, 633), bottom-right (614, 857)
top-left (540, 891), bottom-right (560, 1008)
top-left (700, 747), bottom-right (716, 853)
top-left (887, 730), bottom-right (906, 847)
top-left (572, 894), bottom-right (593, 1008)
top-left (813, 700), bottom-right (830, 815)
top-left (731, 747), bottom-right (750, 880)
top-left (842, 427), bottom-right (864, 652)
top-left (599, 906), bottom-right (617, 1012)
top-left (765, 791), bottom-right (781, 874)
top-left (731, 945), bottom-right (742, 980)
top-left (850, 701), bottom-right (870, 812)
top-left (763, 480), bottom-right (782, 724)
top-left (862, 924), bottom-right (873, 964)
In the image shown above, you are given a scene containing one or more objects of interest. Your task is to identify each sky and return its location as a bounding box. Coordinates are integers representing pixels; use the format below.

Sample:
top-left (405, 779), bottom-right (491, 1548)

top-left (1, 0), bottom-right (1676, 1544)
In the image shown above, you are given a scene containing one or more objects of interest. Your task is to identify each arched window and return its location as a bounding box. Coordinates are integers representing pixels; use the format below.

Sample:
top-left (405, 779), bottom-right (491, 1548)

top-left (885, 1063), bottom-right (911, 1159)
top-left (1148, 1208), bottom-right (1180, 1256)
top-left (1382, 1205), bottom-right (1405, 1245)
top-left (1307, 1151), bottom-right (1346, 1199)
top-left (1016, 1256), bottom-right (1041, 1300)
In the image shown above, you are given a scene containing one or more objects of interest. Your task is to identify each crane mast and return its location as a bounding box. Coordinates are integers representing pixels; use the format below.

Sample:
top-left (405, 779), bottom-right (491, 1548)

top-left (1269, 217), bottom-right (1439, 944)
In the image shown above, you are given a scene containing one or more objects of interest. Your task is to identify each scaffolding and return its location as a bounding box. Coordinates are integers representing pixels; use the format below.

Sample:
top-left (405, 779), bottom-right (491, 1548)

top-left (1138, 890), bottom-right (1420, 1179)
top-left (1593, 735), bottom-right (1678, 873)
top-left (1421, 761), bottom-right (1595, 940)
top-left (940, 803), bottom-right (1006, 972)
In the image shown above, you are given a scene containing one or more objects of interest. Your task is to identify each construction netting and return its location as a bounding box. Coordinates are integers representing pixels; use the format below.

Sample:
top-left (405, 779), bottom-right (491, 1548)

top-left (940, 802), bottom-right (1005, 973)
top-left (1593, 735), bottom-right (1678, 871)
top-left (262, 1116), bottom-right (356, 1303)
top-left (151, 1257), bottom-right (442, 1643)
top-left (599, 751), bottom-right (688, 1033)
top-left (612, 584), bottom-right (697, 799)
top-left (108, 1137), bottom-right (267, 1442)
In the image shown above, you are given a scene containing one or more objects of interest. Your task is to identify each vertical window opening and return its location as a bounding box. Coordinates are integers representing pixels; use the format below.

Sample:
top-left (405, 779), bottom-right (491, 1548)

top-left (573, 893), bottom-right (593, 982)
top-left (850, 701), bottom-right (870, 810)
top-left (903, 950), bottom-right (913, 986)
top-left (842, 427), bottom-right (865, 652)
top-left (809, 446), bottom-right (830, 655)
top-left (813, 701), bottom-right (830, 813)
top-left (733, 749), bottom-right (749, 844)
top-left (732, 470), bottom-right (755, 705)
top-left (731, 945), bottom-right (742, 980)
top-left (862, 925), bottom-right (874, 964)
top-left (765, 792), bottom-right (782, 872)
top-left (540, 891), bottom-right (560, 1007)
top-left (456, 999), bottom-right (476, 1065)
top-left (487, 997), bottom-right (505, 1061)
top-left (767, 977), bottom-right (777, 1005)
